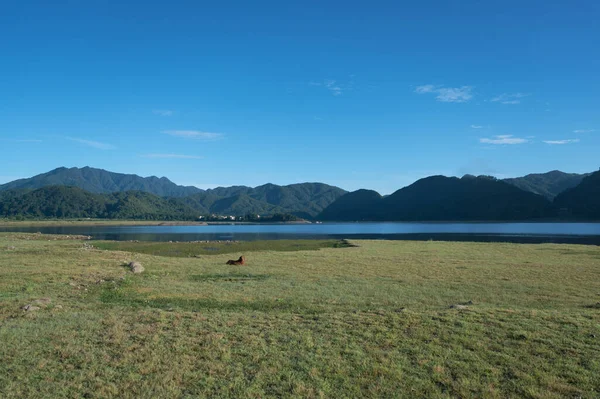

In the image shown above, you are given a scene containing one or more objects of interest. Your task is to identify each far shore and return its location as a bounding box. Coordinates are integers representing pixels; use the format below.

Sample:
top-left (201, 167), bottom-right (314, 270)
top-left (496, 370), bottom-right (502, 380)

top-left (0, 218), bottom-right (598, 229)
top-left (0, 219), bottom-right (313, 227)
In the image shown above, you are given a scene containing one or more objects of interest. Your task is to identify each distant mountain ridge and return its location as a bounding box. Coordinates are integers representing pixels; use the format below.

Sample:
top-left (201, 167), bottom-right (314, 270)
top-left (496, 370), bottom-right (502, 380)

top-left (0, 167), bottom-right (202, 197)
top-left (0, 167), bottom-right (347, 218)
top-left (554, 170), bottom-right (600, 219)
top-left (319, 175), bottom-right (555, 221)
top-left (502, 170), bottom-right (590, 200)
top-left (1, 167), bottom-right (598, 221)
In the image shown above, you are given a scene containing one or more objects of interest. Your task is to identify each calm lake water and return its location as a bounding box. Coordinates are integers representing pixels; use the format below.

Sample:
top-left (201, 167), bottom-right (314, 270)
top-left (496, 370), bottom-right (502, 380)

top-left (2, 222), bottom-right (600, 244)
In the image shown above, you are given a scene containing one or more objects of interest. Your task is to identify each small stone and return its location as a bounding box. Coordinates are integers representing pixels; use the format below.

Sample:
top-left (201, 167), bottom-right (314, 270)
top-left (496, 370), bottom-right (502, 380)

top-left (129, 261), bottom-right (144, 274)
top-left (22, 304), bottom-right (40, 311)
top-left (450, 304), bottom-right (469, 310)
top-left (54, 305), bottom-right (63, 309)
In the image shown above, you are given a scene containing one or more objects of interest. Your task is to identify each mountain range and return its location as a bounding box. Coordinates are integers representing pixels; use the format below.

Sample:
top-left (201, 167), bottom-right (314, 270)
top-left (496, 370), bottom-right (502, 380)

top-left (0, 166), bottom-right (598, 221)
top-left (0, 167), bottom-right (346, 219)
top-left (318, 175), bottom-right (556, 221)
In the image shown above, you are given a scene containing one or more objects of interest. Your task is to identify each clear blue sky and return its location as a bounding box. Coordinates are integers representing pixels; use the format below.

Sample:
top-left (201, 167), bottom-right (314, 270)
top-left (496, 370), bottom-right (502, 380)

top-left (1, 0), bottom-right (598, 194)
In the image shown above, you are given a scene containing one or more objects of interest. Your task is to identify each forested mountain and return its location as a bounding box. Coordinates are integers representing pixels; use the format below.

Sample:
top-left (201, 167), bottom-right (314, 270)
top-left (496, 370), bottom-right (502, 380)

top-left (318, 190), bottom-right (383, 221)
top-left (319, 175), bottom-right (556, 221)
top-left (0, 186), bottom-right (108, 219)
top-left (0, 167), bottom-right (202, 197)
top-left (503, 170), bottom-right (590, 200)
top-left (1, 167), bottom-right (598, 221)
top-left (0, 186), bottom-right (198, 220)
top-left (0, 167), bottom-right (346, 218)
top-left (232, 183), bottom-right (346, 218)
top-left (554, 170), bottom-right (600, 220)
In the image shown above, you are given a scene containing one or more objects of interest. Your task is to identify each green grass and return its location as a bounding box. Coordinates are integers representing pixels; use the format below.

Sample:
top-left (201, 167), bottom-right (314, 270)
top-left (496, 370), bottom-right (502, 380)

top-left (0, 232), bottom-right (599, 398)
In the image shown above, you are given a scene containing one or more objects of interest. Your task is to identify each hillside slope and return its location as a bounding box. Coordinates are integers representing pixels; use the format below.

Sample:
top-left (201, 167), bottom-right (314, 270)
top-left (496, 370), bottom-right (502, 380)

top-left (319, 175), bottom-right (555, 221)
top-left (0, 167), bottom-right (202, 197)
top-left (503, 170), bottom-right (589, 199)
top-left (554, 170), bottom-right (600, 219)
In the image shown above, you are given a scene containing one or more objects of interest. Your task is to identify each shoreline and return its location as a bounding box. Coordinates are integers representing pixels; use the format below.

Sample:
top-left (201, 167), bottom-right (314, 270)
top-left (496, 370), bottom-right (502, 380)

top-left (1, 219), bottom-right (599, 228)
top-left (0, 219), bottom-right (313, 227)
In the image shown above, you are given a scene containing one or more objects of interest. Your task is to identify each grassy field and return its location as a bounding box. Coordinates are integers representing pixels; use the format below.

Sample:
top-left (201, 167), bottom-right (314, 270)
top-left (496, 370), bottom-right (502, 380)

top-left (0, 233), bottom-right (599, 398)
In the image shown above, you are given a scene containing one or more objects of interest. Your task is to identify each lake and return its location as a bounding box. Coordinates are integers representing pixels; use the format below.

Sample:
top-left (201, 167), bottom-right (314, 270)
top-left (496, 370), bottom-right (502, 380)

top-left (2, 222), bottom-right (600, 244)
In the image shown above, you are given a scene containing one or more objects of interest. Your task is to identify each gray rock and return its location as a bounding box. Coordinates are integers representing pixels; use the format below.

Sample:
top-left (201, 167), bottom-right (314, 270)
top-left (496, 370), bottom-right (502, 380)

top-left (129, 261), bottom-right (144, 274)
top-left (449, 304), bottom-right (469, 310)
top-left (22, 304), bottom-right (40, 311)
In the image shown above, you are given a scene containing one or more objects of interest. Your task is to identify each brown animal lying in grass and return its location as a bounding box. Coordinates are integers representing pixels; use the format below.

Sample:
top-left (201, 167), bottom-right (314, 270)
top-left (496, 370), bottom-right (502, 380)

top-left (226, 256), bottom-right (246, 265)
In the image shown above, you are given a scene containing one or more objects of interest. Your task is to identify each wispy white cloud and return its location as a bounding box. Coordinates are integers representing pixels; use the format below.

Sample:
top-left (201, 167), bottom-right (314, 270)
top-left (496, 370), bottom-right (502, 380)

top-left (153, 109), bottom-right (174, 117)
top-left (324, 80), bottom-right (343, 96)
top-left (470, 125), bottom-right (484, 129)
top-left (66, 137), bottom-right (115, 150)
top-left (310, 79), bottom-right (351, 96)
top-left (163, 130), bottom-right (224, 140)
top-left (415, 84), bottom-right (437, 94)
top-left (490, 93), bottom-right (530, 105)
top-left (141, 153), bottom-right (203, 159)
top-left (573, 129), bottom-right (595, 133)
top-left (415, 84), bottom-right (474, 103)
top-left (543, 139), bottom-right (580, 145)
top-left (436, 87), bottom-right (473, 103)
top-left (479, 135), bottom-right (528, 145)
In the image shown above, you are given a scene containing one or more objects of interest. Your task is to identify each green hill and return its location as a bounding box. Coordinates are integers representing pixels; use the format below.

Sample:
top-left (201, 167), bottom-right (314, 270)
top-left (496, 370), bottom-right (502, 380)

top-left (0, 186), bottom-right (107, 219)
top-left (503, 170), bottom-right (589, 199)
top-left (0, 167), bottom-right (202, 197)
top-left (318, 189), bottom-right (383, 221)
top-left (319, 175), bottom-right (555, 221)
top-left (554, 170), bottom-right (600, 220)
top-left (0, 186), bottom-right (198, 220)
top-left (209, 194), bottom-right (285, 216)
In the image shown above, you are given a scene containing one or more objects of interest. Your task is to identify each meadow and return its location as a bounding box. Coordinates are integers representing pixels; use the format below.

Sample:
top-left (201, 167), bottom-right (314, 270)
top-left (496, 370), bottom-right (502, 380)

top-left (0, 232), bottom-right (599, 398)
